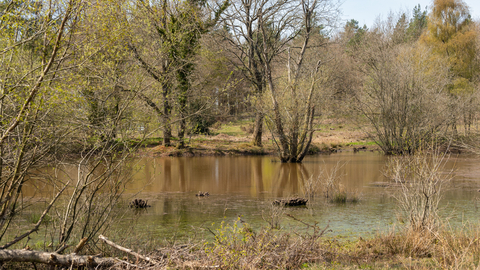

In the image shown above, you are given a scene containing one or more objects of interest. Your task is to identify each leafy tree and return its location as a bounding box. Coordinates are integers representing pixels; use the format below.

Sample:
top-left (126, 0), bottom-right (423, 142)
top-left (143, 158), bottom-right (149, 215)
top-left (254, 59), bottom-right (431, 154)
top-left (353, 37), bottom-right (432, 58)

top-left (72, 0), bottom-right (134, 142)
top-left (128, 0), bottom-right (228, 148)
top-left (422, 0), bottom-right (476, 80)
top-left (406, 4), bottom-right (427, 41)
top-left (421, 0), bottom-right (479, 133)
top-left (342, 19), bottom-right (368, 50)
top-left (0, 0), bottom-right (81, 248)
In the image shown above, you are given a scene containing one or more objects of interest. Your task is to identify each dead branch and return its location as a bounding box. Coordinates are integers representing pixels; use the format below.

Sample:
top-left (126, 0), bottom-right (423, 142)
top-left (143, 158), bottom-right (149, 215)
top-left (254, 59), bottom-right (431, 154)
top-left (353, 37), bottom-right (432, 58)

top-left (98, 235), bottom-right (159, 264)
top-left (0, 249), bottom-right (117, 268)
top-left (73, 237), bottom-right (88, 254)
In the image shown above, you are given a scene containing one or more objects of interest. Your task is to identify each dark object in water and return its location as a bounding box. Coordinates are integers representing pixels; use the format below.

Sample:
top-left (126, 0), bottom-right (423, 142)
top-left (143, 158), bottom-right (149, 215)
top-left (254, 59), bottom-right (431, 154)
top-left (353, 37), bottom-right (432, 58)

top-left (273, 197), bottom-right (308, 206)
top-left (129, 199), bottom-right (150, 208)
top-left (196, 191), bottom-right (210, 197)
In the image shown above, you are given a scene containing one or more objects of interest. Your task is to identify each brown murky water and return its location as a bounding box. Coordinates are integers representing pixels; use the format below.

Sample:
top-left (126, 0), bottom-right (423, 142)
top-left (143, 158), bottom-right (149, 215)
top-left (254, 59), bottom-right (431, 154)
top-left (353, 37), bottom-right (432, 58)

top-left (111, 152), bottom-right (480, 240)
top-left (22, 152), bottom-right (480, 241)
top-left (125, 152), bottom-right (386, 197)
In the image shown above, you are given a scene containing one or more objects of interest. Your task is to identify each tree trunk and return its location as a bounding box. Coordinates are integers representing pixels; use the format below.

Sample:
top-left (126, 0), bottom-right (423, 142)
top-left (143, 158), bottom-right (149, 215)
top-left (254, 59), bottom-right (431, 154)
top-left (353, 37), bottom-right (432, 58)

top-left (162, 83), bottom-right (172, 146)
top-left (177, 117), bottom-right (186, 149)
top-left (252, 112), bottom-right (263, 146)
top-left (177, 91), bottom-right (187, 149)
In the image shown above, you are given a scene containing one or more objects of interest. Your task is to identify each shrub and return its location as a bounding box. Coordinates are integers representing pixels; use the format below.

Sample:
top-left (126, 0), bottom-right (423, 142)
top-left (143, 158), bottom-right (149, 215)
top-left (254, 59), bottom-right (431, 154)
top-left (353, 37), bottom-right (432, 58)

top-left (385, 150), bottom-right (451, 231)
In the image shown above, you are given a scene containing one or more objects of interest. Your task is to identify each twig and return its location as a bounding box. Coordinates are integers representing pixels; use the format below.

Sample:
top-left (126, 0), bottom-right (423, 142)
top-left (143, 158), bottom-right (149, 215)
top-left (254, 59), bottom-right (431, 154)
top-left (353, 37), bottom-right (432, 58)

top-left (0, 182), bottom-right (69, 249)
top-left (114, 258), bottom-right (145, 269)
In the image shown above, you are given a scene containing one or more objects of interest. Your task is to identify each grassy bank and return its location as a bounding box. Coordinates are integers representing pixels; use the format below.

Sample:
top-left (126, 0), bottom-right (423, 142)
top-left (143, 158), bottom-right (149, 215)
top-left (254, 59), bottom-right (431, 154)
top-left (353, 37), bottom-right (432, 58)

top-left (135, 117), bottom-right (377, 157)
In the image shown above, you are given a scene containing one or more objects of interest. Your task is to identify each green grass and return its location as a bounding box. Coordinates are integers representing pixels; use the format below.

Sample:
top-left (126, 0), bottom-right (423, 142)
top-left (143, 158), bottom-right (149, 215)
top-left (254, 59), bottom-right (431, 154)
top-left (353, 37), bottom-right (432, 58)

top-left (212, 119), bottom-right (254, 136)
top-left (346, 141), bottom-right (377, 146)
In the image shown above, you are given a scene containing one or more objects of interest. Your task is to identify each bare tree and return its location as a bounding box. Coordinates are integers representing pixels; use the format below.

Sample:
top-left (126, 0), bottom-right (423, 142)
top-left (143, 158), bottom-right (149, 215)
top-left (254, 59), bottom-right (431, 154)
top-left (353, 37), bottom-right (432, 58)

top-left (386, 150), bottom-right (451, 231)
top-left (219, 0), bottom-right (339, 157)
top-left (218, 0), bottom-right (296, 146)
top-left (264, 0), bottom-right (339, 162)
top-left (356, 18), bottom-right (450, 155)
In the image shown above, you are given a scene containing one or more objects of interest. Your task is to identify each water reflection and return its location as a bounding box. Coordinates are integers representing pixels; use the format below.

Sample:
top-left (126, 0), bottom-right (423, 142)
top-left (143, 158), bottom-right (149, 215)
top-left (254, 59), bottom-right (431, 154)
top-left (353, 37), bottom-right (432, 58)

top-left (23, 152), bottom-right (480, 240)
top-left (126, 152), bottom-right (389, 199)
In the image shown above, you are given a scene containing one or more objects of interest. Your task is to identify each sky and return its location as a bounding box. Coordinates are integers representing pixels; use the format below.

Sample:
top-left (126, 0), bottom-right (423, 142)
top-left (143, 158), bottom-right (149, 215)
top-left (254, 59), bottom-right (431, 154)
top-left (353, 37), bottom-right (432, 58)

top-left (341, 0), bottom-right (480, 28)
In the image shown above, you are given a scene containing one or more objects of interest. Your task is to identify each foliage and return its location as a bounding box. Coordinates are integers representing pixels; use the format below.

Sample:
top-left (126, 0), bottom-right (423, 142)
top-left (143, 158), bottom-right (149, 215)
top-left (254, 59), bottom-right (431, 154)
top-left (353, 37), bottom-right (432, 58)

top-left (0, 0), bottom-right (141, 255)
top-left (406, 4), bottom-right (428, 41)
top-left (188, 100), bottom-right (216, 135)
top-left (0, 0), bottom-right (81, 248)
top-left (342, 19), bottom-right (368, 49)
top-left (2, 0), bottom-right (480, 266)
top-left (422, 0), bottom-right (478, 82)
top-left (419, 0), bottom-right (479, 135)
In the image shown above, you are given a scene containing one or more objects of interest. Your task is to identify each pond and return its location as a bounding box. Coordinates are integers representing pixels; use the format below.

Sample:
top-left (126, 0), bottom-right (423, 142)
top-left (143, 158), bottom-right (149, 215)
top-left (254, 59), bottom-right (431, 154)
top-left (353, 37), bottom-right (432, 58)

top-left (110, 152), bottom-right (480, 242)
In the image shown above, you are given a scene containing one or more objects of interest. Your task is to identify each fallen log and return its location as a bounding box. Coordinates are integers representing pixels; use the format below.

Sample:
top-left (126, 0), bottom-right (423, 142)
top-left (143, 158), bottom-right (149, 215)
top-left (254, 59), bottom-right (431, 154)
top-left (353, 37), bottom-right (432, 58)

top-left (0, 249), bottom-right (117, 268)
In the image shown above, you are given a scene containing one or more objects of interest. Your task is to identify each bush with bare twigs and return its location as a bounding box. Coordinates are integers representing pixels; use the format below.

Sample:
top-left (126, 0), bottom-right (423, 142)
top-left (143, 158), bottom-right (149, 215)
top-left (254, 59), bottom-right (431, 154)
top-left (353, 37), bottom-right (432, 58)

top-left (385, 150), bottom-right (451, 232)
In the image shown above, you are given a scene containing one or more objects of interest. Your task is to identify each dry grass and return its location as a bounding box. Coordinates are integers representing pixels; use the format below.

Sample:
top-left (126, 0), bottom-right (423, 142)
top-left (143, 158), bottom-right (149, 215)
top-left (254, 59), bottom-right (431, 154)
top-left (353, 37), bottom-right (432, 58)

top-left (139, 117), bottom-right (375, 158)
top-left (20, 213), bottom-right (480, 269)
top-left (304, 161), bottom-right (360, 204)
top-left (349, 223), bottom-right (480, 269)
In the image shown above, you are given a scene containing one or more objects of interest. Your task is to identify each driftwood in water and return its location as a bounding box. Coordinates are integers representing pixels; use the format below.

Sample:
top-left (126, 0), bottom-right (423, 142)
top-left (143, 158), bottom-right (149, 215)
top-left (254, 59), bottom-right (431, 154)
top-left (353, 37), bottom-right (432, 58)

top-left (196, 191), bottom-right (209, 197)
top-left (273, 197), bottom-right (308, 206)
top-left (0, 249), bottom-right (117, 268)
top-left (129, 199), bottom-right (150, 208)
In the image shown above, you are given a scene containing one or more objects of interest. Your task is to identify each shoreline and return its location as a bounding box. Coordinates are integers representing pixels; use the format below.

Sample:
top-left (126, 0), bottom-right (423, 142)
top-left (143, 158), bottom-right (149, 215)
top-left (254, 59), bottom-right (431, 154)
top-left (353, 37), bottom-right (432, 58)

top-left (136, 122), bottom-right (378, 157)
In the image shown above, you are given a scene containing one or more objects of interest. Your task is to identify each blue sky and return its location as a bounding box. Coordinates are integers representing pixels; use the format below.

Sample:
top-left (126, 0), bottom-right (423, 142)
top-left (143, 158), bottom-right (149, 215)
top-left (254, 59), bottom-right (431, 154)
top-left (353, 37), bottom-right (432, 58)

top-left (341, 0), bottom-right (480, 28)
